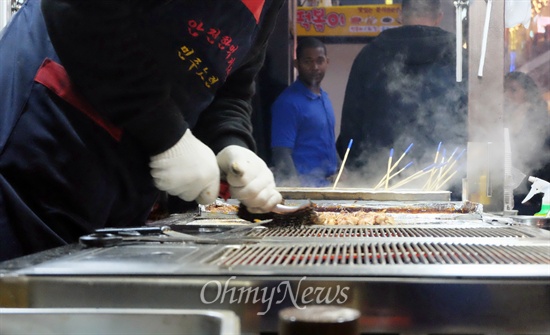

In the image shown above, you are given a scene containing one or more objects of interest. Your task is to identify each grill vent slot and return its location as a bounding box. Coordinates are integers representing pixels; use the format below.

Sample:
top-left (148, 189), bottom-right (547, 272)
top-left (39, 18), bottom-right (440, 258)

top-left (209, 243), bottom-right (549, 267)
top-left (247, 227), bottom-right (528, 239)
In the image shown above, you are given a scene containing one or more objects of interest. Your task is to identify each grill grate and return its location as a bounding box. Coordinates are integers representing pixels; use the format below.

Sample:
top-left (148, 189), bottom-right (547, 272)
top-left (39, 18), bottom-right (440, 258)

top-left (247, 226), bottom-right (529, 239)
top-left (208, 243), bottom-right (550, 267)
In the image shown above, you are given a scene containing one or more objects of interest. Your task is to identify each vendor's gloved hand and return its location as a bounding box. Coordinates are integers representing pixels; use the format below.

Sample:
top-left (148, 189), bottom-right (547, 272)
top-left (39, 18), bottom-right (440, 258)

top-left (217, 145), bottom-right (282, 213)
top-left (150, 129), bottom-right (219, 204)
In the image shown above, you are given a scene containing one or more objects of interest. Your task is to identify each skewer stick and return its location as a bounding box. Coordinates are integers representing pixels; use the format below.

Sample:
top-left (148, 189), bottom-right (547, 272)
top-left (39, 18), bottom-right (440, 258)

top-left (430, 148), bottom-right (465, 189)
top-left (386, 161), bottom-right (413, 182)
top-left (389, 163), bottom-right (438, 190)
top-left (375, 161), bottom-right (414, 189)
top-left (446, 147), bottom-right (459, 164)
top-left (384, 148), bottom-right (394, 190)
top-left (424, 142), bottom-right (442, 189)
top-left (388, 169), bottom-right (432, 190)
top-left (373, 143), bottom-right (413, 189)
top-left (431, 148), bottom-right (447, 190)
top-left (373, 148), bottom-right (393, 190)
top-left (390, 143), bottom-right (413, 172)
top-left (332, 139), bottom-right (353, 189)
top-left (432, 161), bottom-right (456, 188)
top-left (435, 170), bottom-right (459, 190)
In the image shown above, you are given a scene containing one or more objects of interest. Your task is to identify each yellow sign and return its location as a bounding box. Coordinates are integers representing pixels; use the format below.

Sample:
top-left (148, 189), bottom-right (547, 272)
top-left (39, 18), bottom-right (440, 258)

top-left (296, 5), bottom-right (401, 37)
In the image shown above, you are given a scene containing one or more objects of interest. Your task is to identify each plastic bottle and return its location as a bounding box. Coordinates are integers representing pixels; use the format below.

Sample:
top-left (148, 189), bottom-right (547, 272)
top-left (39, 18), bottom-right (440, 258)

top-left (522, 176), bottom-right (550, 217)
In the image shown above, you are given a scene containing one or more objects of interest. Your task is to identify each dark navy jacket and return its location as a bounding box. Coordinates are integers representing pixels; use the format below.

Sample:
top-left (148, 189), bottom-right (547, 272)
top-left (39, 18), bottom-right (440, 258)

top-left (41, 0), bottom-right (284, 156)
top-left (0, 0), bottom-right (283, 261)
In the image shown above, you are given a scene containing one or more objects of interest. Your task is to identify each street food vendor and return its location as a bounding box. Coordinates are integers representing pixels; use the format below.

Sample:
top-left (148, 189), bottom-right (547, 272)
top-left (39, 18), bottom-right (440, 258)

top-left (0, 0), bottom-right (284, 261)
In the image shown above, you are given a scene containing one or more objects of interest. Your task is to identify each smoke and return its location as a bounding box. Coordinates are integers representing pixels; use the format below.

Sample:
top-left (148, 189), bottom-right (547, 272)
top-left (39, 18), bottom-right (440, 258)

top-left (503, 94), bottom-right (550, 179)
top-left (336, 53), bottom-right (468, 194)
top-left (338, 141), bottom-right (466, 193)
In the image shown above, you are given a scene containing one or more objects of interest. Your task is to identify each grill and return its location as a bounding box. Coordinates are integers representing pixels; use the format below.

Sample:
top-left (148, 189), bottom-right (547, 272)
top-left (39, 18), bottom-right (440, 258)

top-left (209, 243), bottom-right (550, 267)
top-left (247, 225), bottom-right (532, 239)
top-left (1, 200), bottom-right (549, 334)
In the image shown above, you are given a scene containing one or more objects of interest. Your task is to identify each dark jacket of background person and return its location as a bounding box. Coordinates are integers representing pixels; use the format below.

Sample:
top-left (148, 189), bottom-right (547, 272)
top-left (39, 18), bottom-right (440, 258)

top-left (0, 0), bottom-right (283, 261)
top-left (336, 4), bottom-right (468, 185)
top-left (504, 71), bottom-right (550, 215)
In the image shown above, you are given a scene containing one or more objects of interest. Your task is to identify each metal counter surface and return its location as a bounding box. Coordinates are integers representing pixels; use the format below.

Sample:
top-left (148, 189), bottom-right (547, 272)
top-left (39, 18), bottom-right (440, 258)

top-left (1, 202), bottom-right (549, 334)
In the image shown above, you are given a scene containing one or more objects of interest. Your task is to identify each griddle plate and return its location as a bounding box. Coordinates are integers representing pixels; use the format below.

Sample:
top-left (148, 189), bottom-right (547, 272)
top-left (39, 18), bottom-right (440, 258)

top-left (209, 243), bottom-right (550, 267)
top-left (247, 226), bottom-right (530, 238)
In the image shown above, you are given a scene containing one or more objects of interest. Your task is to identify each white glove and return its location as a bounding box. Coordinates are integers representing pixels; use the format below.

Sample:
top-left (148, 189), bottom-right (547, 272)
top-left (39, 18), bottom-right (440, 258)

top-left (150, 129), bottom-right (220, 204)
top-left (217, 145), bottom-right (282, 213)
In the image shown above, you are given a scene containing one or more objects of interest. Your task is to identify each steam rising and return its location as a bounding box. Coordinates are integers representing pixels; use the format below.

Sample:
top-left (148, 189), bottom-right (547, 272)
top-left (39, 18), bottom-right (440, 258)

top-left (336, 51), bottom-right (468, 193)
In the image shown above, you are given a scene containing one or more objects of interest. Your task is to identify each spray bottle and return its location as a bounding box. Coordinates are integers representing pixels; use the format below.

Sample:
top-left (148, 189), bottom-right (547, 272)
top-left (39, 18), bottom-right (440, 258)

top-left (521, 177), bottom-right (550, 217)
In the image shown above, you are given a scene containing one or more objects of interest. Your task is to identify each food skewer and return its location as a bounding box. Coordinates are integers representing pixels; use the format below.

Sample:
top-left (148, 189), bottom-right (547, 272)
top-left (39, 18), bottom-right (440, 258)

top-left (390, 143), bottom-right (413, 172)
top-left (424, 142), bottom-right (442, 189)
top-left (373, 143), bottom-right (413, 190)
top-left (332, 139), bottom-right (353, 189)
top-left (434, 169), bottom-right (459, 190)
top-left (385, 148), bottom-right (394, 190)
top-left (436, 148), bottom-right (447, 183)
top-left (427, 148), bottom-right (465, 190)
top-left (424, 147), bottom-right (447, 190)
top-left (389, 163), bottom-right (439, 190)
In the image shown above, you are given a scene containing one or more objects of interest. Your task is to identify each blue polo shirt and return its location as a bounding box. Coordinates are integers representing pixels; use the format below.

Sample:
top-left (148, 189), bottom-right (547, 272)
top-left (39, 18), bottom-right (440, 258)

top-left (271, 80), bottom-right (338, 187)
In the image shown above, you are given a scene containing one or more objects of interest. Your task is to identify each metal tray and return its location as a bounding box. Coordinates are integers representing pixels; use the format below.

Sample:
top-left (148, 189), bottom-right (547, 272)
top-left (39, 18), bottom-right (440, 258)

top-left (510, 215), bottom-right (550, 230)
top-left (277, 187), bottom-right (451, 201)
top-left (0, 308), bottom-right (240, 335)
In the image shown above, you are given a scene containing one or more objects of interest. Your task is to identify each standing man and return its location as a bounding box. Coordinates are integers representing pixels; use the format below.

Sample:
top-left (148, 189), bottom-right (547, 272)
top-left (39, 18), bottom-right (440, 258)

top-left (336, 0), bottom-right (468, 179)
top-left (271, 37), bottom-right (339, 187)
top-left (0, 0), bottom-right (284, 261)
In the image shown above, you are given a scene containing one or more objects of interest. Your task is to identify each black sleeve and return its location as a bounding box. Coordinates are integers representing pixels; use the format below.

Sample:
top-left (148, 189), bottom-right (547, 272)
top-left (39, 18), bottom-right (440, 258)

top-left (271, 147), bottom-right (300, 186)
top-left (193, 1), bottom-right (285, 155)
top-left (536, 135), bottom-right (550, 182)
top-left (336, 45), bottom-right (372, 169)
top-left (41, 0), bottom-right (185, 155)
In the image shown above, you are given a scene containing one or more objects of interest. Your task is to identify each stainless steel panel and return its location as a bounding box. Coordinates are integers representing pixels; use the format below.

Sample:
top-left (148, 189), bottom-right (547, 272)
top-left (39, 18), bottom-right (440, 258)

top-left (0, 308), bottom-right (240, 335)
top-left (277, 187), bottom-right (451, 201)
top-left (1, 275), bottom-right (548, 334)
top-left (1, 199), bottom-right (549, 335)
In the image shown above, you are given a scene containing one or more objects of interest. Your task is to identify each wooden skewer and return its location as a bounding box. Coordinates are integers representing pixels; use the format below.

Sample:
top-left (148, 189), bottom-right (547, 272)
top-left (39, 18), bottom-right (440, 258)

top-left (424, 142), bottom-right (442, 189)
top-left (388, 170), bottom-right (432, 190)
top-left (389, 163), bottom-right (438, 190)
top-left (386, 161), bottom-right (414, 182)
top-left (425, 149), bottom-right (447, 191)
top-left (390, 143), bottom-right (413, 172)
top-left (384, 148), bottom-right (394, 190)
top-left (435, 170), bottom-right (458, 190)
top-left (430, 148), bottom-right (465, 190)
top-left (373, 148), bottom-right (392, 190)
top-left (430, 161), bottom-right (456, 189)
top-left (435, 148), bottom-right (447, 182)
top-left (332, 139), bottom-right (353, 189)
top-left (373, 143), bottom-right (413, 190)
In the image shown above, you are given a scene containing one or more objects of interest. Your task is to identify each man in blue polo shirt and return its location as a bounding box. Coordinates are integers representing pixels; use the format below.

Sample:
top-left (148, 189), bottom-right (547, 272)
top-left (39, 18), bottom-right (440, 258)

top-left (271, 37), bottom-right (339, 187)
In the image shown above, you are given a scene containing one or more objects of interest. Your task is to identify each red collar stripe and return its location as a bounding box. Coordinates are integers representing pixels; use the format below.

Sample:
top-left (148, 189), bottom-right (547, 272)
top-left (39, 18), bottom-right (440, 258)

top-left (241, 0), bottom-right (265, 24)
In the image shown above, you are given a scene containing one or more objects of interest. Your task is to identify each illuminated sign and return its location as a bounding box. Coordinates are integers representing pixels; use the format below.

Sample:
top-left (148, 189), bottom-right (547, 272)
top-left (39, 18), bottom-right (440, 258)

top-left (296, 5), bottom-right (401, 37)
